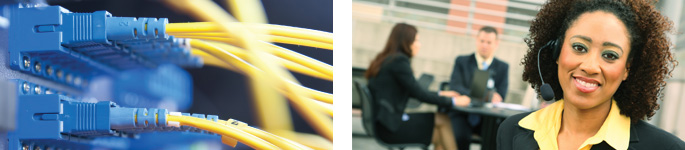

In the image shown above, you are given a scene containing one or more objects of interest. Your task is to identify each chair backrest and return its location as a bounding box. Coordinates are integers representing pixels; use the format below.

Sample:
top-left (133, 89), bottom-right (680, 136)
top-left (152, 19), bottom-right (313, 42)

top-left (352, 80), bottom-right (362, 109)
top-left (353, 80), bottom-right (375, 137)
top-left (352, 68), bottom-right (367, 109)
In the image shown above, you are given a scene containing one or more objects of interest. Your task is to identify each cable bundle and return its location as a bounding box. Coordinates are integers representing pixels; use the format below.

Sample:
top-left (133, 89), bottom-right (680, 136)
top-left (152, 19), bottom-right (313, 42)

top-left (161, 0), bottom-right (333, 149)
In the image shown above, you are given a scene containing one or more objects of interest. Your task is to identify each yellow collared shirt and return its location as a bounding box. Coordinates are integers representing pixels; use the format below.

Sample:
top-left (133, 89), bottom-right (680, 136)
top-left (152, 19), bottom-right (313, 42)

top-left (518, 99), bottom-right (631, 150)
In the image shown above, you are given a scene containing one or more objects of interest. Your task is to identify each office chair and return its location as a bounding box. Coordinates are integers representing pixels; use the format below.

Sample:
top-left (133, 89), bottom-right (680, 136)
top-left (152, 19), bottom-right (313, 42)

top-left (354, 80), bottom-right (430, 150)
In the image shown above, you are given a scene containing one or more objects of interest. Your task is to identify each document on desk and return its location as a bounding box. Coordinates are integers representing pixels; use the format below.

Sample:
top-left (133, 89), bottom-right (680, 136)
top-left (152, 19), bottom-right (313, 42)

top-left (492, 103), bottom-right (531, 111)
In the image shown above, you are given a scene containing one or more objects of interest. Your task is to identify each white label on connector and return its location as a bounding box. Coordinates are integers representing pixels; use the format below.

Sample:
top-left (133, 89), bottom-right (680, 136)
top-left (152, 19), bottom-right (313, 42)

top-left (168, 121), bottom-right (180, 127)
top-left (169, 112), bottom-right (182, 116)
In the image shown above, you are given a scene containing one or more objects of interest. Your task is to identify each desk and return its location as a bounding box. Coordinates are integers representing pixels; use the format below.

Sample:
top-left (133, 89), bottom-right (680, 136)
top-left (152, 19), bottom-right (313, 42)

top-left (452, 105), bottom-right (530, 150)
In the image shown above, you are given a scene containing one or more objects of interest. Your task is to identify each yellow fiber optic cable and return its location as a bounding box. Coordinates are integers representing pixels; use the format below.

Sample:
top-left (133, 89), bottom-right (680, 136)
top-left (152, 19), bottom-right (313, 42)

top-left (191, 49), bottom-right (236, 70)
top-left (178, 0), bottom-right (298, 139)
top-left (191, 39), bottom-right (329, 110)
top-left (290, 83), bottom-right (333, 104)
top-left (177, 35), bottom-right (333, 78)
top-left (314, 100), bottom-right (333, 117)
top-left (188, 38), bottom-right (335, 102)
top-left (165, 0), bottom-right (332, 141)
top-left (191, 45), bottom-right (332, 81)
top-left (195, 54), bottom-right (334, 115)
top-left (226, 0), bottom-right (266, 24)
top-left (166, 22), bottom-right (332, 44)
top-left (167, 115), bottom-right (279, 149)
top-left (177, 36), bottom-right (240, 46)
top-left (173, 33), bottom-right (333, 50)
top-left (166, 22), bottom-right (333, 44)
top-left (192, 41), bottom-right (334, 112)
top-left (177, 36), bottom-right (333, 77)
top-left (244, 127), bottom-right (311, 150)
top-left (168, 32), bottom-right (226, 37)
top-left (195, 49), bottom-right (333, 104)
top-left (243, 127), bottom-right (311, 150)
top-left (192, 43), bottom-right (333, 101)
top-left (217, 119), bottom-right (313, 150)
top-left (271, 84), bottom-right (333, 116)
top-left (190, 39), bottom-right (299, 132)
top-left (190, 39), bottom-right (333, 141)
top-left (257, 61), bottom-right (334, 141)
top-left (268, 35), bottom-right (332, 50)
top-left (284, 131), bottom-right (333, 150)
top-left (263, 43), bottom-right (333, 77)
top-left (204, 41), bottom-right (333, 81)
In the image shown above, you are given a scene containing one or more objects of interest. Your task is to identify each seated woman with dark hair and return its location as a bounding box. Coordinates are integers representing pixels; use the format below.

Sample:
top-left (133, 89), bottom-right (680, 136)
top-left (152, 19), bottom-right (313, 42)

top-left (497, 0), bottom-right (685, 150)
top-left (365, 23), bottom-right (468, 150)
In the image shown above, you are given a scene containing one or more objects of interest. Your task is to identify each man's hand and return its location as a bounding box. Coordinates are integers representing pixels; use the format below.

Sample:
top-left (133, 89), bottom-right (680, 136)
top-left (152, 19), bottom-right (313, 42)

top-left (452, 95), bottom-right (471, 107)
top-left (439, 90), bottom-right (460, 97)
top-left (491, 92), bottom-right (503, 104)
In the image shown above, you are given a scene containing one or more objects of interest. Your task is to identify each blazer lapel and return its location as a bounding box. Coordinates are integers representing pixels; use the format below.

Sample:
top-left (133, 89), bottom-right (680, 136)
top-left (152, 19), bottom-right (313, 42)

top-left (465, 53), bottom-right (478, 84)
top-left (627, 124), bottom-right (639, 150)
top-left (512, 131), bottom-right (539, 150)
top-left (589, 142), bottom-right (614, 150)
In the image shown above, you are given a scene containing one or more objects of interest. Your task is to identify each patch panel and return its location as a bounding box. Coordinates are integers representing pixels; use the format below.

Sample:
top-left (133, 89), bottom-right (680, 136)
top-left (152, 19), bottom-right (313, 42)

top-left (113, 64), bottom-right (192, 110)
top-left (8, 5), bottom-right (200, 88)
top-left (4, 4), bottom-right (195, 110)
top-left (12, 79), bottom-right (75, 97)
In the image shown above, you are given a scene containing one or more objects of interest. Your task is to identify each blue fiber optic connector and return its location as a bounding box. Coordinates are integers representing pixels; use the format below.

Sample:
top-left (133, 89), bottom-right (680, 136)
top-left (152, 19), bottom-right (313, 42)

top-left (7, 93), bottom-right (224, 150)
top-left (8, 5), bottom-right (201, 87)
top-left (7, 94), bottom-right (168, 150)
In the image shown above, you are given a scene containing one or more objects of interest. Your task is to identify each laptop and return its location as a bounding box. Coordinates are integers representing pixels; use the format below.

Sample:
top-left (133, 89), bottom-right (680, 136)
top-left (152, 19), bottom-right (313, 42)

top-left (417, 74), bottom-right (434, 90)
top-left (469, 70), bottom-right (491, 107)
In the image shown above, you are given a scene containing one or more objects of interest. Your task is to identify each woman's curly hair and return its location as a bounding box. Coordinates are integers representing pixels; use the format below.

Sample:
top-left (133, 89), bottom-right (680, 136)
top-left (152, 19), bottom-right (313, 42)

top-left (521, 0), bottom-right (677, 121)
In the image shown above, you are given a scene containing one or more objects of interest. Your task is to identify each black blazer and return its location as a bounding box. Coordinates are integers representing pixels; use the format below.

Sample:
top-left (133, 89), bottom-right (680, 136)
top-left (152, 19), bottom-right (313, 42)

top-left (449, 53), bottom-right (509, 99)
top-left (367, 53), bottom-right (453, 132)
top-left (497, 112), bottom-right (685, 150)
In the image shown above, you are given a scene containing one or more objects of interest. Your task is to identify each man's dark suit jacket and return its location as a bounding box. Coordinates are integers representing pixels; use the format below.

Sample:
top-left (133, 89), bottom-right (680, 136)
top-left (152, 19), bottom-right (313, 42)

top-left (449, 53), bottom-right (509, 100)
top-left (367, 53), bottom-right (453, 132)
top-left (497, 112), bottom-right (685, 150)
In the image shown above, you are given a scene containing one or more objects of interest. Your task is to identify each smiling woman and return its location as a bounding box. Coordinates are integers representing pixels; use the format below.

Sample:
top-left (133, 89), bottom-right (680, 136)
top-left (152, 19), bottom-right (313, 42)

top-left (496, 0), bottom-right (685, 150)
top-left (557, 11), bottom-right (632, 111)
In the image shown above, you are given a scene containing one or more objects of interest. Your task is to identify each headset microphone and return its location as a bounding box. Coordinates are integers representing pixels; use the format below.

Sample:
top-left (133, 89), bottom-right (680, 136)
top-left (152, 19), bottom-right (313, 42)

top-left (537, 39), bottom-right (558, 101)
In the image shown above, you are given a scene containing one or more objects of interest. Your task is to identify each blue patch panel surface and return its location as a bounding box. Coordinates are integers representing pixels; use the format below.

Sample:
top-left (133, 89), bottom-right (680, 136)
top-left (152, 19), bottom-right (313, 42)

top-left (0, 80), bottom-right (16, 132)
top-left (8, 5), bottom-right (200, 88)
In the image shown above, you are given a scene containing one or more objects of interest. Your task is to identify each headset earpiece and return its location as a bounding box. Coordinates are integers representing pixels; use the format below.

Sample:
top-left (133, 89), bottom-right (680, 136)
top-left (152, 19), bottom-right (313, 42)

top-left (551, 38), bottom-right (561, 60)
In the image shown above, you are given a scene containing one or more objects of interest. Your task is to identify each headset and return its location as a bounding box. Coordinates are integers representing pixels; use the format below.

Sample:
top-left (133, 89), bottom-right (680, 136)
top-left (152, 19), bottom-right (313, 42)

top-left (537, 37), bottom-right (561, 101)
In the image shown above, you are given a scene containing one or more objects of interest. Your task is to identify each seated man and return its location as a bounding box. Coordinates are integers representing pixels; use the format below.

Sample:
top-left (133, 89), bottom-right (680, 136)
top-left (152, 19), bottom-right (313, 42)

top-left (443, 26), bottom-right (509, 150)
